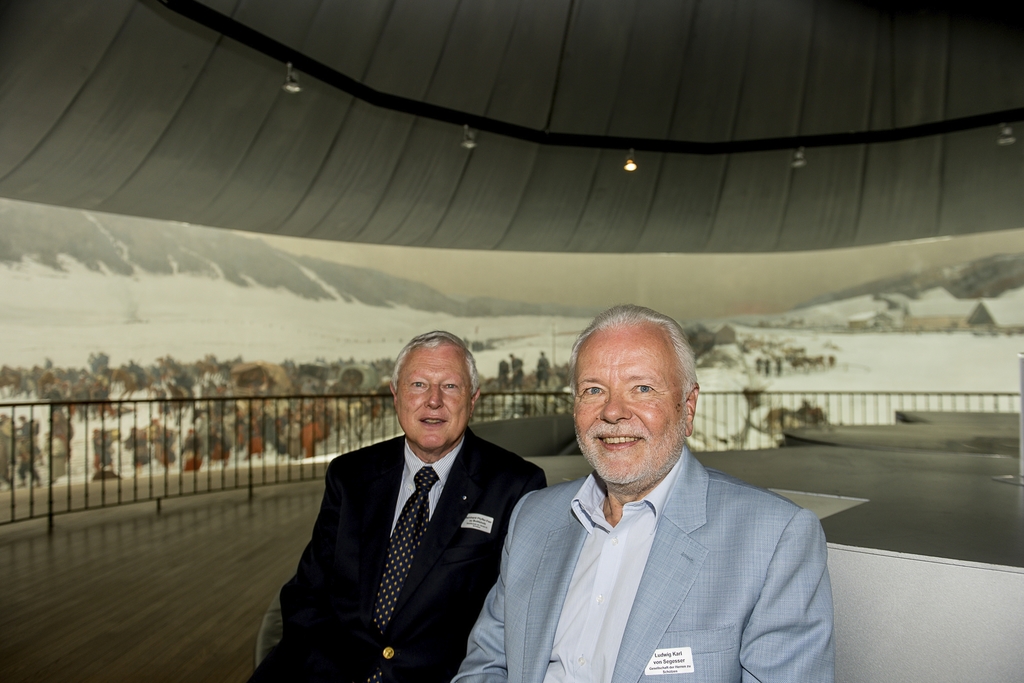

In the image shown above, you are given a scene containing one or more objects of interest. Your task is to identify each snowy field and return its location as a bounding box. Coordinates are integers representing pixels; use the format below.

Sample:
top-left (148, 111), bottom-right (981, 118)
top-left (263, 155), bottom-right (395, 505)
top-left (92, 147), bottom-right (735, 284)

top-left (1, 256), bottom-right (1022, 394)
top-left (699, 327), bottom-right (1023, 394)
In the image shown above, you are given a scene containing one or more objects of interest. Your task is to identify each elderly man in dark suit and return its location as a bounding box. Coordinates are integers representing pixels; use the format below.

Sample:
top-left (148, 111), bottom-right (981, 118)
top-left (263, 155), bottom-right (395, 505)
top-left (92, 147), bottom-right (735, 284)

top-left (251, 331), bottom-right (546, 683)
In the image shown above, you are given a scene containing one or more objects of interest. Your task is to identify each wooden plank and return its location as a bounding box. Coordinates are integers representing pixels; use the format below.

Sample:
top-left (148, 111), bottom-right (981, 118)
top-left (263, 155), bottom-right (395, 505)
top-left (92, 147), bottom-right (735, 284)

top-left (0, 482), bottom-right (323, 682)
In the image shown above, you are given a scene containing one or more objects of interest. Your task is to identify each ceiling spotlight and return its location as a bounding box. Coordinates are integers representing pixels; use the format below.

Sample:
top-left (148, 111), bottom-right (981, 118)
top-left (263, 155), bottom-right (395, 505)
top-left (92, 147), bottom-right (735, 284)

top-left (791, 146), bottom-right (807, 168)
top-left (997, 123), bottom-right (1016, 146)
top-left (282, 62), bottom-right (301, 94)
top-left (624, 149), bottom-right (637, 172)
top-left (461, 125), bottom-right (477, 149)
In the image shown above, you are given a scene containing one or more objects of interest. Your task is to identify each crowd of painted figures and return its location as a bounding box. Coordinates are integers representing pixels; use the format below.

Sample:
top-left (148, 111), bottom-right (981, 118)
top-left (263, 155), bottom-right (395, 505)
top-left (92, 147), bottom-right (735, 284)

top-left (1, 395), bottom-right (393, 488)
top-left (0, 413), bottom-right (44, 488)
top-left (0, 353), bottom-right (396, 402)
top-left (492, 352), bottom-right (564, 392)
top-left (0, 350), bottom-right (578, 489)
top-left (0, 351), bottom-right (576, 403)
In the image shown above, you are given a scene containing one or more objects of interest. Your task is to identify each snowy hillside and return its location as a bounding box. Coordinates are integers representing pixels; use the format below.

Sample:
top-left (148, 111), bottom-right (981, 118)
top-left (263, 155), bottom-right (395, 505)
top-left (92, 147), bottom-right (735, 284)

top-left (1, 256), bottom-right (593, 376)
top-left (697, 286), bottom-right (1024, 393)
top-left (3, 255), bottom-right (1021, 394)
top-left (0, 198), bottom-right (596, 319)
top-left (697, 327), bottom-right (1022, 393)
top-left (795, 251), bottom-right (1024, 306)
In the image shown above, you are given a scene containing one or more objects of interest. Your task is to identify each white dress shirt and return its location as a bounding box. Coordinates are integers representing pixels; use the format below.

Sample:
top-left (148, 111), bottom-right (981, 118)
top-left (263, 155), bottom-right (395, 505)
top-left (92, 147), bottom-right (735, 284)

top-left (390, 437), bottom-right (462, 532)
top-left (543, 456), bottom-right (684, 683)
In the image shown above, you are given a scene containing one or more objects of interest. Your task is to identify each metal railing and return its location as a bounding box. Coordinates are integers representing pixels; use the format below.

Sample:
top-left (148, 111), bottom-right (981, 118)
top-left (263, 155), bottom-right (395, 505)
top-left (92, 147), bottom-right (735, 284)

top-left (0, 390), bottom-right (1017, 526)
top-left (0, 392), bottom-right (572, 527)
top-left (691, 390), bottom-right (1020, 452)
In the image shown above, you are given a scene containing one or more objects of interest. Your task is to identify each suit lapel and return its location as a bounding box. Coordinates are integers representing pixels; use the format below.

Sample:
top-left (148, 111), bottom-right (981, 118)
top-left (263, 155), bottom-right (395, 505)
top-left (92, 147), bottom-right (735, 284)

top-left (611, 450), bottom-right (711, 683)
top-left (522, 517), bottom-right (588, 683)
top-left (358, 442), bottom-right (405, 623)
top-left (390, 437), bottom-right (482, 620)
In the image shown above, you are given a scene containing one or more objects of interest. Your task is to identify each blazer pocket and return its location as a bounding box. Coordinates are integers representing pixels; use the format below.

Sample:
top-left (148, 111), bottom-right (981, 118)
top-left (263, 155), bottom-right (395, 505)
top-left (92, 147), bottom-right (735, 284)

top-left (439, 537), bottom-right (498, 566)
top-left (643, 625), bottom-right (740, 682)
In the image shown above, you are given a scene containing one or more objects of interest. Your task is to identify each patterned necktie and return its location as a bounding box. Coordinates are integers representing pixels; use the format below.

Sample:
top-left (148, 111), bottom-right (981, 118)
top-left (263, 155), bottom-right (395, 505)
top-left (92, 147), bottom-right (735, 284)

top-left (373, 465), bottom-right (439, 632)
top-left (367, 466), bottom-right (438, 683)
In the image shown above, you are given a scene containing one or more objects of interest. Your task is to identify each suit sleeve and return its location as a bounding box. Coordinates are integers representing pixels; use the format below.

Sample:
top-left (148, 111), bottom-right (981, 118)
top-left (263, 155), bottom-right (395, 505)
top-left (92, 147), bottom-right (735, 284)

top-left (740, 507), bottom-right (835, 683)
top-left (451, 491), bottom-right (536, 683)
top-left (278, 459), bottom-right (346, 644)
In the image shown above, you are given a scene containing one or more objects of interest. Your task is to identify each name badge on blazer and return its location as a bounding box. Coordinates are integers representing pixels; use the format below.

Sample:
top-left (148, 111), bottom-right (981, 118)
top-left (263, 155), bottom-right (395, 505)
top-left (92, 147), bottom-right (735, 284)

top-left (460, 513), bottom-right (494, 534)
top-left (645, 647), bottom-right (694, 676)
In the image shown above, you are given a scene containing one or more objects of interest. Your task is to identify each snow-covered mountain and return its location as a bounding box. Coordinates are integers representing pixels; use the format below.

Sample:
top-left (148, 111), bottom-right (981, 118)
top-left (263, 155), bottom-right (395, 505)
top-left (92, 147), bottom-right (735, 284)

top-left (795, 251), bottom-right (1024, 308)
top-left (0, 253), bottom-right (594, 372)
top-left (0, 198), bottom-right (596, 318)
top-left (0, 199), bottom-right (601, 370)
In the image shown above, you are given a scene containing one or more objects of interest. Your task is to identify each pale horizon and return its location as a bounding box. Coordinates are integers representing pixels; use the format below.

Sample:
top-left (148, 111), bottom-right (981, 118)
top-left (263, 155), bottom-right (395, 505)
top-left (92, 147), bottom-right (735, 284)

top-left (256, 227), bottom-right (1024, 322)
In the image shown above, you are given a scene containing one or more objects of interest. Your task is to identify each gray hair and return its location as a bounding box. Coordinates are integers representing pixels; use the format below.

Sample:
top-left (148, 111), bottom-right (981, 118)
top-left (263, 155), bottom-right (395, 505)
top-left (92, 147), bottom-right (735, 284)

top-left (391, 330), bottom-right (480, 394)
top-left (568, 304), bottom-right (697, 395)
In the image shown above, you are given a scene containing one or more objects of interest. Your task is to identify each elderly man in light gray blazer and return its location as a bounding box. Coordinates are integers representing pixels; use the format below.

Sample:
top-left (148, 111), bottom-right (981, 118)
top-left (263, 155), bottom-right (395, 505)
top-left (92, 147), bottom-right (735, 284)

top-left (454, 305), bottom-right (834, 683)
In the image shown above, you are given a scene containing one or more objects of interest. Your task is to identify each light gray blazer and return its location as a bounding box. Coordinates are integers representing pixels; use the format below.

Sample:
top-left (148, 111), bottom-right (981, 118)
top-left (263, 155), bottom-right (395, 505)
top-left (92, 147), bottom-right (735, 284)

top-left (453, 447), bottom-right (834, 683)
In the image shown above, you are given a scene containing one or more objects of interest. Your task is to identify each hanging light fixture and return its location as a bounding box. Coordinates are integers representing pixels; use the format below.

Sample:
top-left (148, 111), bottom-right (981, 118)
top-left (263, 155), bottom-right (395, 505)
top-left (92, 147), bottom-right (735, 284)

top-left (997, 123), bottom-right (1016, 146)
top-left (282, 62), bottom-right (302, 94)
top-left (624, 149), bottom-right (637, 172)
top-left (461, 124), bottom-right (477, 149)
top-left (790, 146), bottom-right (807, 168)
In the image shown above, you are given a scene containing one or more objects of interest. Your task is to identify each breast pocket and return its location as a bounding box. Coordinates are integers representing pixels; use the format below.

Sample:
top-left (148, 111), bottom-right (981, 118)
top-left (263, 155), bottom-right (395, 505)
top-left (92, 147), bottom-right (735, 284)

top-left (439, 528), bottom-right (499, 566)
top-left (642, 625), bottom-right (740, 682)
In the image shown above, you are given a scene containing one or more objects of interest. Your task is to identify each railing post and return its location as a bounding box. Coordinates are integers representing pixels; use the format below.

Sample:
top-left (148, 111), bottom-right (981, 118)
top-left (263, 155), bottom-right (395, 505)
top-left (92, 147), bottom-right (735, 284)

top-left (28, 404), bottom-right (35, 519)
top-left (248, 398), bottom-right (254, 501)
top-left (993, 354), bottom-right (1024, 486)
top-left (47, 405), bottom-right (54, 533)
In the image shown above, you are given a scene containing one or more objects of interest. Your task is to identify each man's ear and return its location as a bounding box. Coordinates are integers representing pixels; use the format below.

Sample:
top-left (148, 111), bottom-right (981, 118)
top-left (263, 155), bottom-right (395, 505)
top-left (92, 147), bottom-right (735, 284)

top-left (682, 385), bottom-right (700, 437)
top-left (469, 389), bottom-right (481, 416)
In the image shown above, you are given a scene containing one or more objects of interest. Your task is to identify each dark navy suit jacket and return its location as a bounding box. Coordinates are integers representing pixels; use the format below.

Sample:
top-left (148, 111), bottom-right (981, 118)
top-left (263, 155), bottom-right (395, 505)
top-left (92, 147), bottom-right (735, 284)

top-left (251, 428), bottom-right (546, 683)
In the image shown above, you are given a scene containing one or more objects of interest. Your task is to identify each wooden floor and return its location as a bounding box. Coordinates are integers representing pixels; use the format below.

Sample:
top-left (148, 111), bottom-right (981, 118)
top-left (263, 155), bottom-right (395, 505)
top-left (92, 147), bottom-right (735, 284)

top-left (0, 482), bottom-right (325, 683)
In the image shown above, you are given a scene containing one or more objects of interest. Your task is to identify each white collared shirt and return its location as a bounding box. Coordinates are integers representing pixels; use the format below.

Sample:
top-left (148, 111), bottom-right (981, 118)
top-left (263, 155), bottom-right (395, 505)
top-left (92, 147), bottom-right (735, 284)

top-left (390, 437), bottom-right (462, 533)
top-left (543, 456), bottom-right (684, 683)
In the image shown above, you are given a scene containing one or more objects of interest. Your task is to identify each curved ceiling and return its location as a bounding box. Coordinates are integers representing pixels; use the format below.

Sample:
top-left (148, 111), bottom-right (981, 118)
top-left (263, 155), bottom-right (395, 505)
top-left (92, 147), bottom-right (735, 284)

top-left (1, 0), bottom-right (1023, 253)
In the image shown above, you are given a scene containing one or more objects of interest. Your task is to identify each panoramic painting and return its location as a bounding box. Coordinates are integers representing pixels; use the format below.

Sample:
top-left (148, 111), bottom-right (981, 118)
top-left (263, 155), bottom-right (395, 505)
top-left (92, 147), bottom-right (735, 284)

top-left (2, 196), bottom-right (1022, 491)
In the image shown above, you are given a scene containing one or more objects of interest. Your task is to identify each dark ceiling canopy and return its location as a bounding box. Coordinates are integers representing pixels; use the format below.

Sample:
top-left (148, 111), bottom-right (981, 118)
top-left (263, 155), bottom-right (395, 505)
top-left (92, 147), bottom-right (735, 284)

top-left (157, 0), bottom-right (1024, 155)
top-left (1, 0), bottom-right (1023, 253)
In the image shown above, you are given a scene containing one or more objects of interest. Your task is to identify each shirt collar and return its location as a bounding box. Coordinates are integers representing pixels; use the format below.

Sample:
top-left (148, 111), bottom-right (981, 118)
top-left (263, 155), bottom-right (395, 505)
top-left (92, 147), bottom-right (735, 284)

top-left (570, 448), bottom-right (685, 534)
top-left (402, 435), bottom-right (463, 487)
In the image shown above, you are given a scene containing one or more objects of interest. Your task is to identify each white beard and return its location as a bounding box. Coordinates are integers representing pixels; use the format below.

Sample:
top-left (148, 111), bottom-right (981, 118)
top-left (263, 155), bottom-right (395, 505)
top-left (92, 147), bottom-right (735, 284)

top-left (576, 417), bottom-right (688, 499)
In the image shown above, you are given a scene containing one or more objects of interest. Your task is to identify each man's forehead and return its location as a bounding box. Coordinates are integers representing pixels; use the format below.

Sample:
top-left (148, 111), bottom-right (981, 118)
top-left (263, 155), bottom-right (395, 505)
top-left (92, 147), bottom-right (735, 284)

top-left (402, 345), bottom-right (468, 374)
top-left (406, 344), bottom-right (462, 360)
top-left (581, 323), bottom-right (672, 356)
top-left (576, 324), bottom-right (680, 382)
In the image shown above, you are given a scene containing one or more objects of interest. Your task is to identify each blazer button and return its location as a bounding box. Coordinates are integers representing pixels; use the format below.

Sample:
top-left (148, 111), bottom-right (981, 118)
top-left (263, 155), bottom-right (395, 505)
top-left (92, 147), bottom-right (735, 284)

top-left (383, 646), bottom-right (395, 660)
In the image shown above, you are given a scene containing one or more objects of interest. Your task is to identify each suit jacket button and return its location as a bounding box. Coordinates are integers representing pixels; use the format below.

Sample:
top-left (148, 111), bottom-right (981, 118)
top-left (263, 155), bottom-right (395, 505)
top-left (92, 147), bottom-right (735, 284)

top-left (383, 646), bottom-right (395, 660)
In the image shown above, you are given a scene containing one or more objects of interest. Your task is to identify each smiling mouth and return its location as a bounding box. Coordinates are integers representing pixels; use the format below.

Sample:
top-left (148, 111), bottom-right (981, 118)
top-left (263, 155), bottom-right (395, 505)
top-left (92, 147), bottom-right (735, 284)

top-left (422, 418), bottom-right (445, 424)
top-left (600, 436), bottom-right (641, 444)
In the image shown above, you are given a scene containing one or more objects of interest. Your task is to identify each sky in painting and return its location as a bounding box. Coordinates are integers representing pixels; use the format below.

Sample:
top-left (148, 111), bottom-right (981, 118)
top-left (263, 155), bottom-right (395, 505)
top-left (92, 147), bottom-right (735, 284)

top-left (258, 227), bottom-right (1024, 321)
